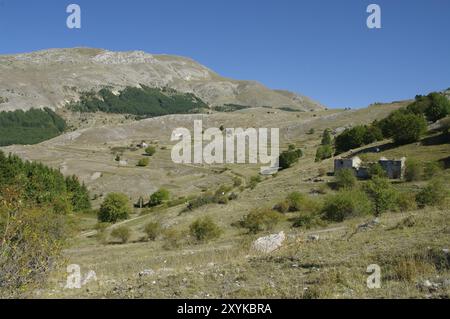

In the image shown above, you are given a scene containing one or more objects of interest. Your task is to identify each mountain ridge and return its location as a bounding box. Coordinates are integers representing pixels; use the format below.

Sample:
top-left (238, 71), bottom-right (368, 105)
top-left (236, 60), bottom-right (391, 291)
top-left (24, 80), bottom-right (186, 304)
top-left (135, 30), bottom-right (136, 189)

top-left (0, 48), bottom-right (325, 112)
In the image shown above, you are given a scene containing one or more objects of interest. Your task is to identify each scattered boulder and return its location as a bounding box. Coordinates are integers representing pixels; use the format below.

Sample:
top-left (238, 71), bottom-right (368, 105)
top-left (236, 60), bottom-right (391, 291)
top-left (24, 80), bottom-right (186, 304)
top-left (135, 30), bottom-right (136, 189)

top-left (119, 160), bottom-right (128, 166)
top-left (358, 218), bottom-right (380, 231)
top-left (307, 234), bottom-right (320, 242)
top-left (138, 269), bottom-right (155, 277)
top-left (252, 231), bottom-right (286, 254)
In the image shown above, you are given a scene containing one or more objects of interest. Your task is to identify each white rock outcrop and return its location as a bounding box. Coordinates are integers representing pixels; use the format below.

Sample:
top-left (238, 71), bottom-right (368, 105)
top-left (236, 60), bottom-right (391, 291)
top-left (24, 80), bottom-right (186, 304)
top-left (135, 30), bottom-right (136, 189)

top-left (252, 231), bottom-right (286, 254)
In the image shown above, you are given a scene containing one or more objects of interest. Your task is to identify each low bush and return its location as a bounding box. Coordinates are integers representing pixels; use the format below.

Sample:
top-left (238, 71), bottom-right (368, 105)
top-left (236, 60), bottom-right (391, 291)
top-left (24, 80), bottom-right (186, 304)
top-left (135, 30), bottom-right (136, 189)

top-left (98, 193), bottom-right (131, 223)
top-left (237, 208), bottom-right (284, 234)
top-left (137, 158), bottom-right (150, 167)
top-left (144, 222), bottom-right (162, 241)
top-left (405, 159), bottom-right (423, 182)
top-left (189, 217), bottom-right (222, 242)
top-left (110, 226), bottom-right (131, 244)
top-left (186, 193), bottom-right (216, 211)
top-left (322, 190), bottom-right (373, 222)
top-left (315, 145), bottom-right (333, 162)
top-left (149, 188), bottom-right (170, 207)
top-left (363, 177), bottom-right (398, 216)
top-left (286, 192), bottom-right (321, 213)
top-left (163, 228), bottom-right (184, 249)
top-left (145, 146), bottom-right (156, 156)
top-left (273, 200), bottom-right (290, 213)
top-left (423, 162), bottom-right (443, 180)
top-left (334, 168), bottom-right (357, 189)
top-left (416, 179), bottom-right (448, 208)
top-left (94, 222), bottom-right (110, 244)
top-left (233, 176), bottom-right (243, 188)
top-left (279, 148), bottom-right (303, 170)
top-left (368, 163), bottom-right (387, 179)
top-left (395, 192), bottom-right (418, 212)
top-left (249, 175), bottom-right (262, 189)
top-left (292, 212), bottom-right (326, 229)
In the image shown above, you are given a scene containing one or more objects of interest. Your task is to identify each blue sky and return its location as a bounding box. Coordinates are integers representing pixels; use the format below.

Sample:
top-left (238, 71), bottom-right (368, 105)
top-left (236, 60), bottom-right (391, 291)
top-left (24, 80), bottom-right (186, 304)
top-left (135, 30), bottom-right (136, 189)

top-left (0, 0), bottom-right (449, 108)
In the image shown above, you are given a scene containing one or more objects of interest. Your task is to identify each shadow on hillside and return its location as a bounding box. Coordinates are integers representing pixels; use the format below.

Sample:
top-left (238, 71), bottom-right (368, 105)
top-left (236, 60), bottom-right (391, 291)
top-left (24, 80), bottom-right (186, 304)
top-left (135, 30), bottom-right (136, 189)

top-left (439, 156), bottom-right (450, 169)
top-left (351, 142), bottom-right (397, 157)
top-left (421, 133), bottom-right (450, 146)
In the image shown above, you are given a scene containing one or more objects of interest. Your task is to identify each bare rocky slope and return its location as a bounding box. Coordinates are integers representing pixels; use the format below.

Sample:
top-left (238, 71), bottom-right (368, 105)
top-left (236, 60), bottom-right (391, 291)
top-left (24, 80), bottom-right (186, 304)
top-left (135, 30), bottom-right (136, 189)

top-left (0, 48), bottom-right (324, 112)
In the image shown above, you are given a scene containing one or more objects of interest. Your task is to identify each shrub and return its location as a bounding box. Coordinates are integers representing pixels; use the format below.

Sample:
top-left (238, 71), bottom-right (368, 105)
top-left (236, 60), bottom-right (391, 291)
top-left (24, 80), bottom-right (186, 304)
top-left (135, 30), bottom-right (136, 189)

top-left (249, 175), bottom-right (262, 189)
top-left (407, 92), bottom-right (450, 122)
top-left (144, 222), bottom-right (162, 241)
top-left (110, 226), bottom-right (131, 244)
top-left (238, 208), bottom-right (284, 234)
top-left (279, 148), bottom-right (303, 170)
top-left (215, 185), bottom-right (233, 197)
top-left (145, 146), bottom-right (156, 156)
top-left (184, 186), bottom-right (234, 212)
top-left (368, 163), bottom-right (387, 179)
top-left (215, 194), bottom-right (229, 205)
top-left (335, 125), bottom-right (382, 154)
top-left (228, 192), bottom-right (238, 201)
top-left (374, 109), bottom-right (405, 138)
top-left (391, 113), bottom-right (427, 145)
top-left (321, 129), bottom-right (332, 145)
top-left (98, 193), bottom-right (131, 223)
top-left (167, 197), bottom-right (189, 208)
top-left (149, 188), bottom-right (170, 207)
top-left (273, 200), bottom-right (290, 213)
top-left (186, 193), bottom-right (216, 211)
top-left (0, 207), bottom-right (68, 295)
top-left (405, 159), bottom-right (423, 182)
top-left (423, 161), bottom-right (443, 180)
top-left (363, 177), bottom-right (398, 215)
top-left (322, 190), bottom-right (373, 222)
top-left (189, 216), bottom-right (222, 242)
top-left (52, 196), bottom-right (73, 215)
top-left (137, 157), bottom-right (150, 167)
top-left (416, 179), bottom-right (448, 208)
top-left (395, 192), bottom-right (417, 212)
top-left (292, 212), bottom-right (326, 229)
top-left (285, 192), bottom-right (321, 213)
top-left (232, 176), bottom-right (243, 188)
top-left (334, 168), bottom-right (357, 189)
top-left (315, 145), bottom-right (333, 162)
top-left (94, 222), bottom-right (110, 244)
top-left (163, 228), bottom-right (184, 249)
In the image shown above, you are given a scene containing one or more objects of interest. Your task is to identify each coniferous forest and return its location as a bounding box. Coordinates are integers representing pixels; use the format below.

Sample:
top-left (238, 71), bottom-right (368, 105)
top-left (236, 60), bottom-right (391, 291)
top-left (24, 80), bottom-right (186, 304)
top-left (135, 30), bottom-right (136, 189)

top-left (0, 108), bottom-right (67, 146)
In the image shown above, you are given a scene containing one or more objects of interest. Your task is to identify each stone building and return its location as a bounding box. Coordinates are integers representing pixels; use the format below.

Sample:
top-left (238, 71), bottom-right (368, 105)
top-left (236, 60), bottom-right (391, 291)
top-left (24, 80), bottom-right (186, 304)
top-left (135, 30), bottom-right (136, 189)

top-left (378, 157), bottom-right (406, 179)
top-left (334, 156), bottom-right (406, 180)
top-left (334, 156), bottom-right (362, 172)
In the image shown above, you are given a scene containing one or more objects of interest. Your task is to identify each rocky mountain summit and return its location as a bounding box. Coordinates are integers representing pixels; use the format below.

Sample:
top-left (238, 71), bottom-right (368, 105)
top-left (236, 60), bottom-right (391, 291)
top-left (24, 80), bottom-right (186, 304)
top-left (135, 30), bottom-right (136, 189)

top-left (0, 48), bottom-right (324, 112)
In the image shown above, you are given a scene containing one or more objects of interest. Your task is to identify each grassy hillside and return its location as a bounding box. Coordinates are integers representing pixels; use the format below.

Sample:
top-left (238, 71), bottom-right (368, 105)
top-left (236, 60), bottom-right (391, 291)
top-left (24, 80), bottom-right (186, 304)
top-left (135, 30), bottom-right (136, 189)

top-left (35, 127), bottom-right (449, 299)
top-left (6, 100), bottom-right (444, 299)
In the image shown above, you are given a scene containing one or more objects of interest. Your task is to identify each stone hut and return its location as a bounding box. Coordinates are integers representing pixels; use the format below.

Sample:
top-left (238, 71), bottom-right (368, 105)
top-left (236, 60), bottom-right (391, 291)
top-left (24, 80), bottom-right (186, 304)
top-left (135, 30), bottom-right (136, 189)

top-left (378, 157), bottom-right (406, 179)
top-left (334, 156), bottom-right (362, 172)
